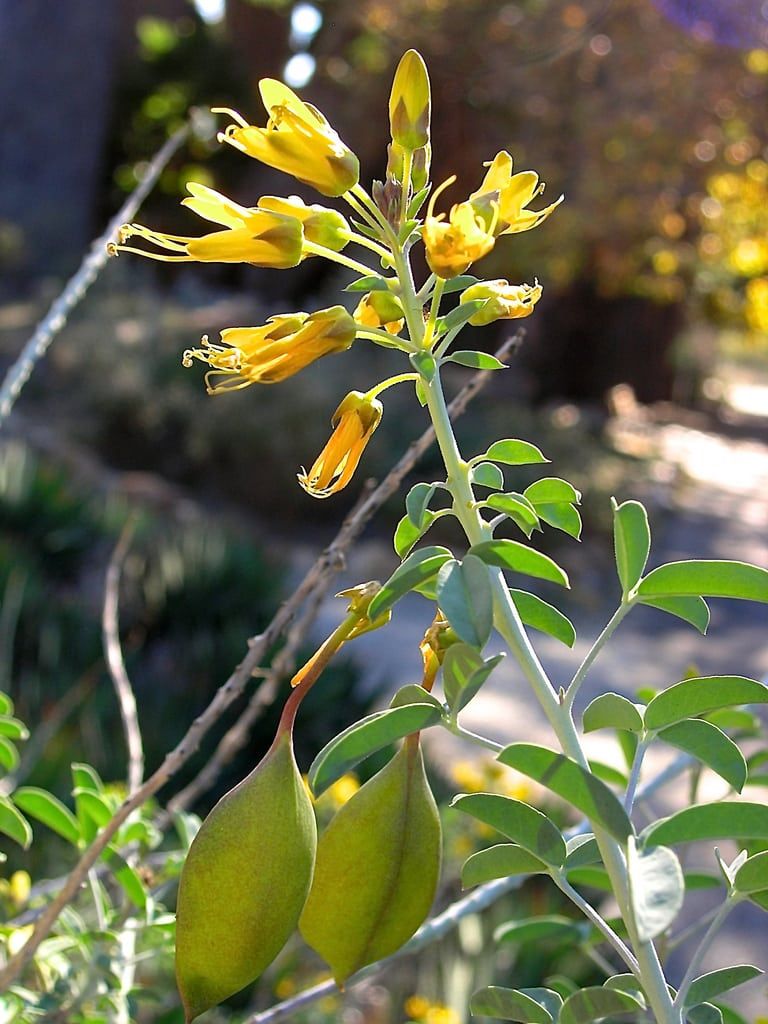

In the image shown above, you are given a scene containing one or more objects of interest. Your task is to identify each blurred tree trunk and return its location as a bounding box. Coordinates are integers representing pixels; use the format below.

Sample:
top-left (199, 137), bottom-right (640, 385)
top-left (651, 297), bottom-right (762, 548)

top-left (0, 0), bottom-right (120, 288)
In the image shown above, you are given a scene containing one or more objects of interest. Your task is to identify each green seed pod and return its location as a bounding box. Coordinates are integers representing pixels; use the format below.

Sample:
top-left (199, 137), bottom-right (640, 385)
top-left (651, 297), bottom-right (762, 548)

top-left (176, 730), bottom-right (316, 1021)
top-left (299, 737), bottom-right (441, 985)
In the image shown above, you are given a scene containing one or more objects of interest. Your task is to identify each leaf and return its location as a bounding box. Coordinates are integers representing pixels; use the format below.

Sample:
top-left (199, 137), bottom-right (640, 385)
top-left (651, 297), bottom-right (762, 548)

top-left (470, 986), bottom-right (562, 1023)
top-left (343, 275), bottom-right (390, 292)
top-left (639, 596), bottom-right (710, 634)
top-left (436, 555), bottom-right (494, 648)
top-left (406, 482), bottom-right (437, 528)
top-left (486, 492), bottom-right (540, 533)
top-left (498, 744), bottom-right (633, 842)
top-left (0, 715), bottom-right (29, 741)
top-left (583, 693), bottom-right (644, 734)
top-left (564, 835), bottom-right (601, 868)
top-left (485, 439), bottom-right (549, 466)
top-left (0, 795), bottom-right (32, 848)
top-left (603, 974), bottom-right (647, 1008)
top-left (559, 986), bottom-right (643, 1024)
top-left (394, 511), bottom-right (437, 558)
top-left (461, 844), bottom-right (549, 888)
top-left (637, 560), bottom-right (768, 602)
top-left (524, 478), bottom-right (581, 505)
top-left (612, 499), bottom-right (651, 593)
top-left (300, 741), bottom-right (441, 985)
top-left (451, 793), bottom-right (566, 866)
top-left (657, 719), bottom-right (747, 791)
top-left (13, 787), bottom-right (81, 845)
top-left (442, 644), bottom-right (504, 714)
top-left (627, 838), bottom-right (684, 941)
top-left (470, 540), bottom-right (569, 587)
top-left (309, 704), bottom-right (443, 796)
top-left (536, 503), bottom-right (582, 540)
top-left (509, 590), bottom-right (576, 648)
top-left (687, 1004), bottom-right (724, 1024)
top-left (495, 916), bottom-right (584, 946)
top-left (72, 762), bottom-right (105, 793)
top-left (74, 790), bottom-right (113, 829)
top-left (588, 760), bottom-right (628, 787)
top-left (367, 546), bottom-right (453, 621)
top-left (643, 803), bottom-right (768, 848)
top-left (447, 350), bottom-right (508, 370)
top-left (733, 851), bottom-right (768, 894)
top-left (0, 735), bottom-right (20, 773)
top-left (389, 684), bottom-right (444, 711)
top-left (410, 350), bottom-right (437, 381)
top-left (440, 274), bottom-right (481, 294)
top-left (439, 299), bottom-right (485, 332)
top-left (644, 676), bottom-right (768, 730)
top-left (104, 849), bottom-right (147, 909)
top-left (472, 462), bottom-right (505, 490)
top-left (685, 966), bottom-right (763, 1008)
top-left (0, 692), bottom-right (13, 715)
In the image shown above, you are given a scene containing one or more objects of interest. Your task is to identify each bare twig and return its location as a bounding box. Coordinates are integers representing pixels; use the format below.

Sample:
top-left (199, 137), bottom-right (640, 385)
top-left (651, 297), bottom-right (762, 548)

top-left (0, 333), bottom-right (521, 990)
top-left (0, 123), bottom-right (190, 427)
top-left (102, 516), bottom-right (144, 795)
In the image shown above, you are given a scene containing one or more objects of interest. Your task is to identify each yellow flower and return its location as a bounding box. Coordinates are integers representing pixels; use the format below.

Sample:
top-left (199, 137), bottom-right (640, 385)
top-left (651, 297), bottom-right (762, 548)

top-left (389, 49), bottom-right (431, 151)
top-left (111, 183), bottom-right (303, 267)
top-left (422, 176), bottom-right (497, 279)
top-left (298, 391), bottom-right (383, 498)
top-left (215, 80), bottom-right (359, 197)
top-left (460, 279), bottom-right (543, 325)
top-left (405, 995), bottom-right (432, 1020)
top-left (353, 290), bottom-right (405, 334)
top-left (183, 305), bottom-right (356, 393)
top-left (470, 151), bottom-right (563, 236)
top-left (257, 194), bottom-right (350, 253)
top-left (326, 774), bottom-right (360, 808)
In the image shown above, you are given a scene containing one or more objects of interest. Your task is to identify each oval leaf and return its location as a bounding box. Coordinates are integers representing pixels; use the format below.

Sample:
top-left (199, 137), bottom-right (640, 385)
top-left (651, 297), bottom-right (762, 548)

top-left (536, 503), bottom-right (582, 540)
top-left (470, 540), bottom-right (569, 588)
top-left (0, 795), bottom-right (32, 849)
top-left (442, 645), bottom-right (505, 714)
top-left (657, 719), bottom-right (747, 792)
top-left (498, 744), bottom-right (633, 842)
top-left (0, 736), bottom-right (19, 773)
top-left (638, 560), bottom-right (768, 602)
top-left (644, 676), bottom-right (768, 730)
top-left (300, 741), bottom-right (441, 985)
top-left (394, 511), bottom-right (437, 558)
top-left (734, 851), bottom-right (768, 895)
top-left (627, 839), bottom-right (684, 941)
top-left (559, 986), bottom-right (643, 1024)
top-left (495, 915), bottom-right (584, 946)
top-left (0, 715), bottom-right (29, 741)
top-left (406, 482), bottom-right (437, 528)
top-left (473, 462), bottom-right (505, 490)
top-left (524, 478), bottom-right (581, 505)
top-left (685, 966), bottom-right (763, 1008)
top-left (436, 555), bottom-right (494, 648)
top-left (13, 787), bottom-right (81, 845)
top-left (612, 499), bottom-right (650, 594)
top-left (643, 802), bottom-right (768, 848)
top-left (447, 350), bottom-right (508, 370)
top-left (486, 493), bottom-right (540, 530)
top-left (462, 844), bottom-right (549, 888)
top-left (451, 793), bottom-right (566, 866)
top-left (508, 590), bottom-right (576, 648)
top-left (470, 986), bottom-right (561, 1024)
top-left (583, 693), bottom-right (644, 734)
top-left (309, 703), bottom-right (443, 796)
top-left (485, 439), bottom-right (549, 466)
top-left (638, 595), bottom-right (710, 634)
top-left (367, 546), bottom-right (453, 621)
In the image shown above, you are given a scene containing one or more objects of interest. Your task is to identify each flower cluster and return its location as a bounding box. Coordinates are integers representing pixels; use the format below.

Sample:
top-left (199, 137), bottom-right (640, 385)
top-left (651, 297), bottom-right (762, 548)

top-left (110, 50), bottom-right (560, 497)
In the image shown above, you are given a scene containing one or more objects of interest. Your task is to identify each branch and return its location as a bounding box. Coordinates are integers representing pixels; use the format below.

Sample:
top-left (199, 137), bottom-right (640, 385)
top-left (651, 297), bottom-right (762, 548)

top-left (0, 332), bottom-right (522, 990)
top-left (0, 123), bottom-right (190, 426)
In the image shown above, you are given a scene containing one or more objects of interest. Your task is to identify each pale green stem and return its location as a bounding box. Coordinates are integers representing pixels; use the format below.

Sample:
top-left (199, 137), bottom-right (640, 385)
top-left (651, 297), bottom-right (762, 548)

top-left (422, 277), bottom-right (445, 350)
top-left (417, 273), bottom-right (437, 303)
top-left (556, 876), bottom-right (641, 978)
top-left (343, 187), bottom-right (385, 235)
top-left (624, 737), bottom-right (649, 813)
top-left (355, 327), bottom-right (415, 350)
top-left (351, 182), bottom-right (393, 236)
top-left (366, 373), bottom-right (419, 400)
top-left (301, 240), bottom-right (377, 278)
top-left (88, 870), bottom-right (107, 932)
top-left (564, 601), bottom-right (633, 711)
top-left (447, 722), bottom-right (505, 754)
top-left (434, 324), bottom-right (465, 360)
top-left (343, 230), bottom-right (392, 261)
top-left (673, 898), bottom-right (737, 1012)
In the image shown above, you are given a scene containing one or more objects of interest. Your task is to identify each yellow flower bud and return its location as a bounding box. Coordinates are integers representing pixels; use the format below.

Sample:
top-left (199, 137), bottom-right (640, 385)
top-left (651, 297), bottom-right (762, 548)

top-left (353, 290), bottom-right (405, 335)
top-left (298, 391), bottom-right (383, 498)
top-left (215, 80), bottom-right (359, 198)
top-left (470, 151), bottom-right (563, 236)
top-left (257, 195), bottom-right (350, 253)
top-left (183, 306), bottom-right (356, 393)
top-left (389, 49), bottom-right (431, 151)
top-left (459, 279), bottom-right (543, 325)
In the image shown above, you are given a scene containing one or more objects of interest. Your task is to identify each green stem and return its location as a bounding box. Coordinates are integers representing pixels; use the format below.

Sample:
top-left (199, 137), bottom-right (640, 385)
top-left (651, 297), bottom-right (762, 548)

top-left (624, 737), bottom-right (649, 813)
top-left (673, 898), bottom-right (737, 1012)
top-left (422, 277), bottom-right (445, 350)
top-left (351, 183), bottom-right (393, 236)
top-left (564, 602), bottom-right (633, 711)
top-left (343, 187), bottom-right (385, 235)
top-left (343, 230), bottom-right (391, 261)
top-left (356, 327), bottom-right (415, 351)
top-left (447, 722), bottom-right (505, 754)
top-left (556, 876), bottom-right (641, 978)
top-left (301, 240), bottom-right (377, 278)
top-left (366, 373), bottom-right (419, 400)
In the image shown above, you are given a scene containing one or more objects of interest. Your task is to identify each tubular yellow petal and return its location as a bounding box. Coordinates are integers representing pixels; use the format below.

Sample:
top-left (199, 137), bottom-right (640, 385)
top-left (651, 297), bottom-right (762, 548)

top-left (298, 392), bottom-right (382, 498)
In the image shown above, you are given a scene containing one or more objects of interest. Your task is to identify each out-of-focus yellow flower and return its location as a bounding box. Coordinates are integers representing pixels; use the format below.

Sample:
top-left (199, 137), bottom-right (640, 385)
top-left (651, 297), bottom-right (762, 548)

top-left (426, 1006), bottom-right (460, 1024)
top-left (298, 391), bottom-right (383, 498)
top-left (451, 760), bottom-right (486, 793)
top-left (9, 871), bottom-right (30, 906)
top-left (215, 80), bottom-right (359, 197)
top-left (405, 995), bottom-right (432, 1020)
top-left (460, 279), bottom-right (543, 325)
top-left (389, 49), bottom-right (431, 151)
top-left (257, 195), bottom-right (350, 253)
top-left (745, 277), bottom-right (768, 333)
top-left (327, 774), bottom-right (360, 807)
top-left (111, 184), bottom-right (303, 267)
top-left (183, 305), bottom-right (356, 393)
top-left (470, 151), bottom-right (562, 237)
top-left (354, 290), bottom-right (405, 334)
top-left (423, 176), bottom-right (497, 279)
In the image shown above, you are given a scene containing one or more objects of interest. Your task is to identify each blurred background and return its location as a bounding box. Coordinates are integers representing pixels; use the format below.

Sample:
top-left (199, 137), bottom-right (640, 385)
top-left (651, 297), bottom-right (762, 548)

top-left (1, 0), bottom-right (768, 1019)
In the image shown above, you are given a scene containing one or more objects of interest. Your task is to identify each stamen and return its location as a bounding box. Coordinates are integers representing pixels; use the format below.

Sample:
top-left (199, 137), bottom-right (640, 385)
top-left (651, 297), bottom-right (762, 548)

top-left (211, 107), bottom-right (249, 127)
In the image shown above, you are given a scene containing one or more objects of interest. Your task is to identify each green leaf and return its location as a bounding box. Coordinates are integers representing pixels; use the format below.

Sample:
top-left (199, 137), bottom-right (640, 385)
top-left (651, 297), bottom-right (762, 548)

top-left (643, 803), bottom-right (768, 848)
top-left (0, 715), bottom-right (29, 741)
top-left (495, 916), bottom-right (584, 946)
top-left (536, 502), bottom-right (582, 540)
top-left (612, 499), bottom-right (651, 593)
top-left (470, 986), bottom-right (561, 1023)
top-left (564, 834), bottom-right (601, 868)
top-left (639, 596), bottom-right (710, 634)
top-left (470, 540), bottom-right (569, 587)
top-left (415, 377), bottom-right (428, 407)
top-left (446, 350), bottom-right (508, 370)
top-left (687, 1005), bottom-right (724, 1024)
top-left (72, 762), bottom-right (105, 793)
top-left (367, 546), bottom-right (453, 620)
top-left (394, 511), bottom-right (437, 558)
top-left (709, 708), bottom-right (760, 734)
top-left (637, 560), bottom-right (768, 602)
top-left (13, 787), bottom-right (81, 845)
top-left (0, 735), bottom-right (20, 773)
top-left (472, 462), bottom-right (505, 490)
top-left (309, 704), bottom-right (443, 796)
top-left (485, 439), bottom-right (549, 466)
top-left (657, 719), bottom-right (747, 791)
top-left (486, 492), bottom-right (540, 533)
top-left (440, 274), bottom-right (481, 294)
top-left (583, 693), bottom-right (644, 734)
top-left (461, 844), bottom-right (549, 888)
top-left (644, 676), bottom-right (768, 730)
top-left (509, 590), bottom-right (576, 648)
top-left (442, 644), bottom-right (504, 714)
top-left (389, 684), bottom-right (444, 711)
top-left (588, 759), bottom-right (628, 787)
top-left (713, 1003), bottom-right (750, 1024)
top-left (436, 555), bottom-right (493, 648)
top-left (0, 692), bottom-right (13, 715)
top-left (451, 793), bottom-right (566, 866)
top-left (344, 275), bottom-right (389, 292)
top-left (566, 866), bottom-right (612, 891)
top-left (0, 795), bottom-right (32, 848)
top-left (559, 986), bottom-right (643, 1024)
top-left (524, 477), bottom-right (581, 505)
top-left (406, 482), bottom-right (437, 527)
top-left (498, 744), bottom-right (633, 842)
top-left (685, 966), bottom-right (763, 1008)
top-left (733, 851), bottom-right (768, 894)
top-left (105, 849), bottom-right (147, 909)
top-left (439, 300), bottom-right (485, 334)
top-left (75, 790), bottom-right (113, 829)
top-left (603, 974), bottom-right (647, 1008)
top-left (410, 350), bottom-right (437, 381)
top-left (627, 838), bottom-right (684, 941)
